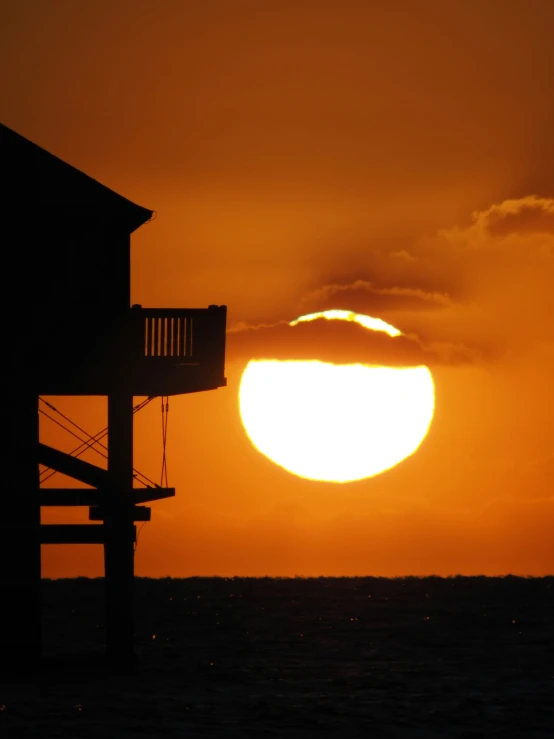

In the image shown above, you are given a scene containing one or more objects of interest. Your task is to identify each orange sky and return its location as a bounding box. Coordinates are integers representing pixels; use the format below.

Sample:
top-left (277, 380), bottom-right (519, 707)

top-left (2, 0), bottom-right (554, 576)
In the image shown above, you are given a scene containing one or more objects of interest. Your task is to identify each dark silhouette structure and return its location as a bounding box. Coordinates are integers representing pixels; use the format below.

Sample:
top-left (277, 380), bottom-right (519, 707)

top-left (0, 123), bottom-right (227, 670)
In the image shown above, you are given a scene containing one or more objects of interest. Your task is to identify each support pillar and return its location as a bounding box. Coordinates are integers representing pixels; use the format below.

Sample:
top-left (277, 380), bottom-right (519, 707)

top-left (0, 391), bottom-right (41, 673)
top-left (104, 391), bottom-right (136, 669)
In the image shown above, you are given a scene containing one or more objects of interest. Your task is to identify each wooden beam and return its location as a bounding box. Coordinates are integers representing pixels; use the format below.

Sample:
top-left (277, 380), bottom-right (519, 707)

top-left (132, 487), bottom-right (175, 504)
top-left (38, 487), bottom-right (175, 506)
top-left (40, 524), bottom-right (112, 545)
top-left (38, 443), bottom-right (109, 489)
top-left (40, 488), bottom-right (104, 506)
top-left (89, 506), bottom-right (151, 522)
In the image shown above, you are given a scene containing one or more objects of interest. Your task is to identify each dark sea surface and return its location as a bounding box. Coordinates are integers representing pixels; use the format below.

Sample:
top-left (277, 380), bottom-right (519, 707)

top-left (1, 576), bottom-right (553, 738)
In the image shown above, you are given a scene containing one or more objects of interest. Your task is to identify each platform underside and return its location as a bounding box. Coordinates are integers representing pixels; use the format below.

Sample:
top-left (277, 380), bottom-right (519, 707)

top-left (34, 305), bottom-right (227, 396)
top-left (37, 363), bottom-right (226, 396)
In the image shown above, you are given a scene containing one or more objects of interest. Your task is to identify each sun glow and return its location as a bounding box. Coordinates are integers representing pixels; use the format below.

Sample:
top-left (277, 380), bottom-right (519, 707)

top-left (239, 312), bottom-right (435, 483)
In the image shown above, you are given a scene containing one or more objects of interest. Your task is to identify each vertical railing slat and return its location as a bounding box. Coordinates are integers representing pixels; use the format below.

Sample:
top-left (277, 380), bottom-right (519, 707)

top-left (140, 308), bottom-right (225, 362)
top-left (154, 317), bottom-right (159, 357)
top-left (188, 318), bottom-right (193, 357)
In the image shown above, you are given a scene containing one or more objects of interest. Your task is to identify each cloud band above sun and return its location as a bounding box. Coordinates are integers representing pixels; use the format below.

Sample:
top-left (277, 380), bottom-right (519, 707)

top-left (227, 306), bottom-right (475, 367)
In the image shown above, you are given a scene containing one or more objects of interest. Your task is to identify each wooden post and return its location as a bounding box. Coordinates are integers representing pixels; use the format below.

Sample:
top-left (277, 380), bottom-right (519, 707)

top-left (0, 392), bottom-right (41, 673)
top-left (104, 391), bottom-right (136, 669)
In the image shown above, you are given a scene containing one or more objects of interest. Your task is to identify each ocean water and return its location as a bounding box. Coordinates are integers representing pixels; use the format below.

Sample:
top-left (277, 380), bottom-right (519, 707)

top-left (1, 576), bottom-right (553, 737)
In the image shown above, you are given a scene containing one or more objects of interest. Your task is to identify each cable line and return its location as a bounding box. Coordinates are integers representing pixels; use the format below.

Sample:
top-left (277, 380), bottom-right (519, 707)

top-left (39, 396), bottom-right (160, 488)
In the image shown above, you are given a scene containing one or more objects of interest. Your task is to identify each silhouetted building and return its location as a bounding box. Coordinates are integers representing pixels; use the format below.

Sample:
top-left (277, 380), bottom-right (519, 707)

top-left (0, 122), bottom-right (227, 670)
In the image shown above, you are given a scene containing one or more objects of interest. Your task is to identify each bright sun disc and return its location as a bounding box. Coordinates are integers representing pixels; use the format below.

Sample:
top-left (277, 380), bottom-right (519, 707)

top-left (239, 312), bottom-right (435, 483)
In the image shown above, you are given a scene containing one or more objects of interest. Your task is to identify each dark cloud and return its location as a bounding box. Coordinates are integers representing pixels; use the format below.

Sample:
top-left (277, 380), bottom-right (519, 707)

top-left (301, 279), bottom-right (453, 315)
top-left (439, 196), bottom-right (554, 251)
top-left (288, 196), bottom-right (554, 364)
top-left (223, 196), bottom-right (554, 370)
top-left (227, 315), bottom-right (481, 367)
top-left (477, 196), bottom-right (554, 238)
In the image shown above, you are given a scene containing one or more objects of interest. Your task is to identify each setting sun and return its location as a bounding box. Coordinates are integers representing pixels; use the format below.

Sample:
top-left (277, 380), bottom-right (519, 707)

top-left (239, 312), bottom-right (435, 483)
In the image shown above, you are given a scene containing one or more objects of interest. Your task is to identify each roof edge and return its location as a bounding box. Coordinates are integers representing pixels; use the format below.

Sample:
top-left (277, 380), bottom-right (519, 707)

top-left (1, 122), bottom-right (155, 233)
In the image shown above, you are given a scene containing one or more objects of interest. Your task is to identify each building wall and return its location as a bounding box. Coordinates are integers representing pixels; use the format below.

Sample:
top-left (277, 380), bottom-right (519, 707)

top-left (23, 223), bottom-right (132, 391)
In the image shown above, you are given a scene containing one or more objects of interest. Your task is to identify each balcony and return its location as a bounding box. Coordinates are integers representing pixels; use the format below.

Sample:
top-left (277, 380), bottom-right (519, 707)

top-left (128, 304), bottom-right (227, 396)
top-left (38, 304), bottom-right (227, 396)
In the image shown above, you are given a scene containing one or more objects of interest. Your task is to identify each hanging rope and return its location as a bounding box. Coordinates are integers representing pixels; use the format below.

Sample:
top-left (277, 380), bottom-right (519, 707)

top-left (136, 395), bottom-right (170, 555)
top-left (160, 395), bottom-right (169, 488)
top-left (135, 394), bottom-right (170, 554)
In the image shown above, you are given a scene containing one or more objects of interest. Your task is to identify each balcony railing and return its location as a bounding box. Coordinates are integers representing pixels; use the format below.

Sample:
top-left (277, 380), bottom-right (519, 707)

top-left (143, 312), bottom-right (194, 359)
top-left (130, 304), bottom-right (227, 394)
top-left (37, 304), bottom-right (227, 396)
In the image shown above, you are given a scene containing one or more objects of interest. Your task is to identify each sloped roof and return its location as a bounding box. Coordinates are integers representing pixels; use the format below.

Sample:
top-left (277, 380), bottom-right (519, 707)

top-left (1, 122), bottom-right (154, 233)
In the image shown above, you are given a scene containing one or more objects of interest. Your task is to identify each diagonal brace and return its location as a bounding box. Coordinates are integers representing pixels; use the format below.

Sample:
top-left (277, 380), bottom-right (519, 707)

top-left (38, 443), bottom-right (109, 489)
